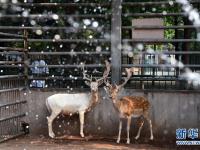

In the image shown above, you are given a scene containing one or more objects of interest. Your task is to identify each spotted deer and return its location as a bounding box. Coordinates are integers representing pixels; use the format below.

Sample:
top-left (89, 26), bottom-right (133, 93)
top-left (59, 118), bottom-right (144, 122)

top-left (104, 65), bottom-right (153, 144)
top-left (46, 60), bottom-right (110, 138)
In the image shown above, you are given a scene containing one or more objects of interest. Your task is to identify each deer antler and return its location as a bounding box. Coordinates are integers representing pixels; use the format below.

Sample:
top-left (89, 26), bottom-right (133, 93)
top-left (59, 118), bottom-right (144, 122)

top-left (97, 60), bottom-right (111, 86)
top-left (103, 60), bottom-right (112, 87)
top-left (81, 63), bottom-right (92, 82)
top-left (117, 68), bottom-right (132, 89)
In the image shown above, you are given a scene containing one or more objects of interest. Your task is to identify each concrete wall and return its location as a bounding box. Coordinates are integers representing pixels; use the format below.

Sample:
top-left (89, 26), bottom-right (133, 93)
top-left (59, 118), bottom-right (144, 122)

top-left (23, 89), bottom-right (200, 140)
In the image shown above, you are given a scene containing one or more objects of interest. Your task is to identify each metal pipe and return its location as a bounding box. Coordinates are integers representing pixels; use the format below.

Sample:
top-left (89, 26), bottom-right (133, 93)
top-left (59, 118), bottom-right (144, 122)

top-left (0, 3), bottom-right (111, 7)
top-left (0, 113), bottom-right (25, 122)
top-left (0, 47), bottom-right (27, 52)
top-left (122, 25), bottom-right (200, 29)
top-left (123, 12), bottom-right (195, 17)
top-left (28, 51), bottom-right (110, 55)
top-left (0, 26), bottom-right (110, 30)
top-left (0, 14), bottom-right (111, 18)
top-left (122, 0), bottom-right (200, 6)
top-left (122, 39), bottom-right (200, 43)
top-left (0, 88), bottom-right (25, 93)
top-left (0, 75), bottom-right (24, 79)
top-left (0, 101), bottom-right (27, 108)
top-left (0, 39), bottom-right (111, 43)
top-left (0, 32), bottom-right (24, 38)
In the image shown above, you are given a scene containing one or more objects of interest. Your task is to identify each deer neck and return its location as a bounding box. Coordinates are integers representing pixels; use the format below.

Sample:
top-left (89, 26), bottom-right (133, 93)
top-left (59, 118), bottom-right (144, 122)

top-left (111, 95), bottom-right (120, 110)
top-left (87, 90), bottom-right (99, 111)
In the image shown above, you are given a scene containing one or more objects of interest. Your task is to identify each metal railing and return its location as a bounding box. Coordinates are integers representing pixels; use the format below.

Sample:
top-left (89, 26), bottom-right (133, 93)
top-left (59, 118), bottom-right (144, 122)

top-left (0, 1), bottom-right (200, 91)
top-left (0, 29), bottom-right (27, 142)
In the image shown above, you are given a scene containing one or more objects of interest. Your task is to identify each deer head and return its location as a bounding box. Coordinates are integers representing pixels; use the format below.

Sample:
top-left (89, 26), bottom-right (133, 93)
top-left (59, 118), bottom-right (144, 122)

top-left (104, 63), bottom-right (132, 99)
top-left (82, 60), bottom-right (111, 92)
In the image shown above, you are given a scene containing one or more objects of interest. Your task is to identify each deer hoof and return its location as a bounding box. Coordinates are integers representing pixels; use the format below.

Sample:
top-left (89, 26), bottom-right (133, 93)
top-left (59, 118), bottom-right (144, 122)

top-left (135, 136), bottom-right (139, 140)
top-left (116, 139), bottom-right (120, 144)
top-left (150, 136), bottom-right (154, 141)
top-left (80, 133), bottom-right (85, 138)
top-left (126, 139), bottom-right (130, 144)
top-left (49, 132), bottom-right (55, 138)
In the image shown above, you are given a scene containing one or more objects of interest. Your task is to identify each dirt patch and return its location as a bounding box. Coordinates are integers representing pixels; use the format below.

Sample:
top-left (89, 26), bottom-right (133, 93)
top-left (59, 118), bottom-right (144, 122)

top-left (0, 135), bottom-right (176, 150)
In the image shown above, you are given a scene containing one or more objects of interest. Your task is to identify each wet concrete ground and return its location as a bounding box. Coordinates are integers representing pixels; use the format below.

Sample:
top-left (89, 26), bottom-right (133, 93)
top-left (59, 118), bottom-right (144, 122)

top-left (0, 135), bottom-right (178, 150)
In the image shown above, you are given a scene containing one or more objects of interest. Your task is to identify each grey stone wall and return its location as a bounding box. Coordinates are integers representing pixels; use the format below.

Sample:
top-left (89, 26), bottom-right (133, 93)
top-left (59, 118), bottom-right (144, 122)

top-left (23, 89), bottom-right (200, 140)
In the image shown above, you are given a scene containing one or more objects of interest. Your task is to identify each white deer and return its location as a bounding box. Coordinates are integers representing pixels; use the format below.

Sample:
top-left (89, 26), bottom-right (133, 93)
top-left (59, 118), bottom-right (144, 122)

top-left (104, 65), bottom-right (153, 144)
top-left (46, 61), bottom-right (110, 138)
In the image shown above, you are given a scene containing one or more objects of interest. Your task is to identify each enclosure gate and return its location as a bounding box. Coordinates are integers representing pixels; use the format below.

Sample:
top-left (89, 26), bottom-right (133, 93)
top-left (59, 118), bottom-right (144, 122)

top-left (0, 76), bottom-right (27, 142)
top-left (0, 32), bottom-right (28, 142)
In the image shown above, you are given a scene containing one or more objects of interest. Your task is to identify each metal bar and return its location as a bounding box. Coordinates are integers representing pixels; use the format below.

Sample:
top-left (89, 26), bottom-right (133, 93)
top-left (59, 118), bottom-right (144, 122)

top-left (0, 14), bottom-right (111, 18)
top-left (122, 51), bottom-right (200, 55)
top-left (111, 0), bottom-right (121, 84)
top-left (0, 3), bottom-right (111, 7)
top-left (0, 75), bottom-right (24, 79)
top-left (0, 39), bottom-right (111, 43)
top-left (0, 26), bottom-right (110, 30)
top-left (28, 64), bottom-right (105, 68)
top-left (123, 13), bottom-right (194, 17)
top-left (0, 61), bottom-right (24, 65)
top-left (122, 25), bottom-right (200, 29)
top-left (129, 78), bottom-right (179, 81)
top-left (0, 52), bottom-right (24, 55)
top-left (0, 65), bottom-right (23, 68)
top-left (0, 113), bottom-right (25, 122)
top-left (0, 47), bottom-right (27, 52)
top-left (0, 127), bottom-right (26, 142)
top-left (28, 51), bottom-right (110, 55)
top-left (122, 64), bottom-right (200, 68)
top-left (23, 30), bottom-right (29, 88)
top-left (0, 88), bottom-right (25, 93)
top-left (0, 101), bottom-right (27, 108)
top-left (122, 0), bottom-right (200, 6)
top-left (1, 38), bottom-right (199, 43)
top-left (0, 32), bottom-right (24, 38)
top-left (28, 76), bottom-right (84, 80)
top-left (122, 39), bottom-right (200, 43)
top-left (3, 63), bottom-right (200, 68)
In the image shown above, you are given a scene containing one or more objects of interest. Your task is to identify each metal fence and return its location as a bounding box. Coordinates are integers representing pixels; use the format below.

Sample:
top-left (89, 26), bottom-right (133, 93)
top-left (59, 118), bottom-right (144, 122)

top-left (0, 31), bottom-right (27, 142)
top-left (0, 0), bottom-right (200, 91)
top-left (121, 0), bottom-right (200, 90)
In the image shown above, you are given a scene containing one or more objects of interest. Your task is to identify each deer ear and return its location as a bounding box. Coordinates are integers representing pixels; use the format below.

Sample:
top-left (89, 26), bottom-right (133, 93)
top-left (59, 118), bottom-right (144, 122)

top-left (84, 81), bottom-right (90, 86)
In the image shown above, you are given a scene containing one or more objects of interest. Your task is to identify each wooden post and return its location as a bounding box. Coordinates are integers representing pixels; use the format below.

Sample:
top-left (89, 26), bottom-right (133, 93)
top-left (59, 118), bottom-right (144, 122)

top-left (111, 0), bottom-right (122, 84)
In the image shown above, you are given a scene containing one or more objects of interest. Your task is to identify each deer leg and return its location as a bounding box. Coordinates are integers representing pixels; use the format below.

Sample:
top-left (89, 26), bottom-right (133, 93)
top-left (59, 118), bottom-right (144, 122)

top-left (79, 111), bottom-right (85, 138)
top-left (135, 119), bottom-right (144, 140)
top-left (47, 112), bottom-right (59, 138)
top-left (126, 117), bottom-right (131, 144)
top-left (144, 113), bottom-right (154, 140)
top-left (117, 118), bottom-right (122, 143)
top-left (148, 119), bottom-right (153, 140)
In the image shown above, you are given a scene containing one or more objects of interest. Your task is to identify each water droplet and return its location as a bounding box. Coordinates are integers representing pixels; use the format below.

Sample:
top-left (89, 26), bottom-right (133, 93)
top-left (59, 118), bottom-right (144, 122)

top-left (169, 1), bottom-right (174, 6)
top-left (83, 19), bottom-right (91, 26)
top-left (136, 43), bottom-right (144, 51)
top-left (54, 34), bottom-right (61, 40)
top-left (128, 52), bottom-right (133, 57)
top-left (36, 30), bottom-right (42, 35)
top-left (89, 35), bottom-right (93, 39)
top-left (162, 11), bottom-right (167, 15)
top-left (96, 46), bottom-right (102, 52)
top-left (52, 14), bottom-right (59, 20)
top-left (92, 21), bottom-right (99, 28)
top-left (22, 10), bottom-right (29, 17)
top-left (30, 20), bottom-right (36, 26)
